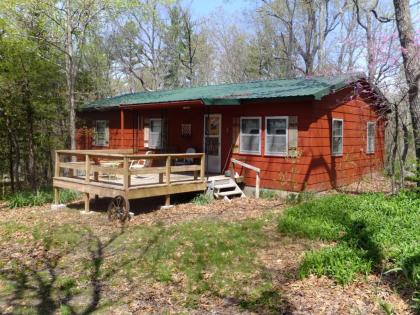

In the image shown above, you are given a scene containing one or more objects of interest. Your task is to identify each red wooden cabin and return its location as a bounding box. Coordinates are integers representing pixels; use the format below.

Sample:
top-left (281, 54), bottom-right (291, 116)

top-left (77, 74), bottom-right (387, 192)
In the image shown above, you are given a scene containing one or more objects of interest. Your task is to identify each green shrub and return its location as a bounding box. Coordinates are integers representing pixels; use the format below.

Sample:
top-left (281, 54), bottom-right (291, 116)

top-left (299, 244), bottom-right (372, 285)
top-left (286, 191), bottom-right (315, 205)
top-left (191, 193), bottom-right (213, 206)
top-left (6, 188), bottom-right (80, 208)
top-left (260, 189), bottom-right (278, 200)
top-left (278, 192), bottom-right (420, 293)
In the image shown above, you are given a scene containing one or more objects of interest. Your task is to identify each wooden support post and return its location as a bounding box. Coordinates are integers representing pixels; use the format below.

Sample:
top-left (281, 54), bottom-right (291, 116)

top-left (120, 109), bottom-right (124, 149)
top-left (84, 193), bottom-right (90, 212)
top-left (85, 154), bottom-right (90, 183)
top-left (54, 187), bottom-right (60, 204)
top-left (123, 157), bottom-right (130, 190)
top-left (165, 195), bottom-right (170, 206)
top-left (166, 155), bottom-right (171, 185)
top-left (256, 172), bottom-right (260, 199)
top-left (55, 151), bottom-right (60, 178)
top-left (200, 154), bottom-right (205, 181)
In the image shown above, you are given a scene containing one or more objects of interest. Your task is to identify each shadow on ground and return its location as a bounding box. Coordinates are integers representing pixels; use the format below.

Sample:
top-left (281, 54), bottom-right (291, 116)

top-left (66, 192), bottom-right (201, 216)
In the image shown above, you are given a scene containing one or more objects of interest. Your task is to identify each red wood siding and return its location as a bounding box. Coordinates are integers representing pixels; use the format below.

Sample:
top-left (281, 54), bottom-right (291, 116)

top-left (77, 87), bottom-right (385, 192)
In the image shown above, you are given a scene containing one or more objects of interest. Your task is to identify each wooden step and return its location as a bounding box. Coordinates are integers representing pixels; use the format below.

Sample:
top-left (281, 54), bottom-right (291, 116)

top-left (214, 183), bottom-right (237, 191)
top-left (215, 188), bottom-right (243, 198)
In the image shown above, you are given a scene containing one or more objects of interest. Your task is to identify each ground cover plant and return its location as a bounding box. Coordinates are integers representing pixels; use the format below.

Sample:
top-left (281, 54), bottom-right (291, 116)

top-left (0, 209), bottom-right (286, 314)
top-left (5, 188), bottom-right (79, 208)
top-left (0, 189), bottom-right (416, 314)
top-left (278, 190), bottom-right (420, 308)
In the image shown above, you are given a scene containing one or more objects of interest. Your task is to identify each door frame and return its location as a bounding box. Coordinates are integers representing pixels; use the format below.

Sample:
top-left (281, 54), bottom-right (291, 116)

top-left (203, 114), bottom-right (222, 174)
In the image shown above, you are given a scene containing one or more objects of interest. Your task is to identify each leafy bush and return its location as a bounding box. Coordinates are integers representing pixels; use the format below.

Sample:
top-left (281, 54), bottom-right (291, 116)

top-left (299, 244), bottom-right (372, 285)
top-left (6, 188), bottom-right (79, 208)
top-left (278, 192), bottom-right (420, 294)
top-left (191, 193), bottom-right (213, 206)
top-left (286, 191), bottom-right (315, 205)
top-left (260, 189), bottom-right (278, 200)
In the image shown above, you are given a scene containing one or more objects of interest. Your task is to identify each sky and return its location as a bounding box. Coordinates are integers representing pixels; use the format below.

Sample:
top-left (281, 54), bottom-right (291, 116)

top-left (183, 0), bottom-right (420, 25)
top-left (183, 0), bottom-right (251, 19)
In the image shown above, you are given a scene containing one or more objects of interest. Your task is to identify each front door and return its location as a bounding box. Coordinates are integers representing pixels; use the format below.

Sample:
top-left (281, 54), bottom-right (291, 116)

top-left (204, 114), bottom-right (221, 174)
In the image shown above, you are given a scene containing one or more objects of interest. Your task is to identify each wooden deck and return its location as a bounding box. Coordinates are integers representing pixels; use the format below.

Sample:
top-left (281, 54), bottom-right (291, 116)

top-left (52, 149), bottom-right (208, 210)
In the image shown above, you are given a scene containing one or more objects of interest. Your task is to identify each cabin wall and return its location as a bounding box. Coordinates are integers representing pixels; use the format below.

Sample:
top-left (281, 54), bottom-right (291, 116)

top-left (76, 88), bottom-right (385, 192)
top-left (227, 89), bottom-right (385, 192)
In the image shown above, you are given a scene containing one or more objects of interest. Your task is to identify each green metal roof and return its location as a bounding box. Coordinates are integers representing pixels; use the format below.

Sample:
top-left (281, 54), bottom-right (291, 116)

top-left (82, 74), bottom-right (364, 111)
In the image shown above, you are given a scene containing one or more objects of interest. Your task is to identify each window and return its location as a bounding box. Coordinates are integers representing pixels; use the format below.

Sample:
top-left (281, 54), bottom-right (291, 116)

top-left (265, 117), bottom-right (288, 156)
top-left (367, 122), bottom-right (375, 153)
top-left (240, 117), bottom-right (261, 154)
top-left (149, 118), bottom-right (162, 149)
top-left (332, 119), bottom-right (343, 156)
top-left (94, 120), bottom-right (108, 147)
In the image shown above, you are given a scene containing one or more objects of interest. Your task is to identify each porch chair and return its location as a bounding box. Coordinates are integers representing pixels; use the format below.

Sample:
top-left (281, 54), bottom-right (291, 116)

top-left (130, 151), bottom-right (153, 170)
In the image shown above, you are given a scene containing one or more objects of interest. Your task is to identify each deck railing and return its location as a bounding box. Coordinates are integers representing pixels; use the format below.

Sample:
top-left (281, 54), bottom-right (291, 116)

top-left (54, 149), bottom-right (206, 191)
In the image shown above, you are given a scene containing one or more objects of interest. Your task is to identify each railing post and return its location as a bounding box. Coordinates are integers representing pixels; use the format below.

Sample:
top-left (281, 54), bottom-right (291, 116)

top-left (166, 155), bottom-right (171, 185)
top-left (230, 160), bottom-right (235, 180)
top-left (256, 171), bottom-right (260, 199)
top-left (54, 151), bottom-right (60, 204)
top-left (55, 151), bottom-right (60, 178)
top-left (85, 154), bottom-right (90, 183)
top-left (123, 156), bottom-right (130, 190)
top-left (200, 154), bottom-right (205, 181)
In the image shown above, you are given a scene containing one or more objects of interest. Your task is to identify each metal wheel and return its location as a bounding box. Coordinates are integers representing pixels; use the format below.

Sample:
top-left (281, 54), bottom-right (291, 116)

top-left (107, 195), bottom-right (130, 223)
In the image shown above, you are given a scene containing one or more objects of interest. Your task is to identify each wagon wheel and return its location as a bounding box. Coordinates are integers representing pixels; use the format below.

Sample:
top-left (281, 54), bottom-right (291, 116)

top-left (107, 195), bottom-right (130, 223)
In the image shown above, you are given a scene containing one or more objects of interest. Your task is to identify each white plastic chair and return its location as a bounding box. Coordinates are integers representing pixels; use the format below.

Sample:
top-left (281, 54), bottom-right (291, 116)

top-left (130, 151), bottom-right (153, 170)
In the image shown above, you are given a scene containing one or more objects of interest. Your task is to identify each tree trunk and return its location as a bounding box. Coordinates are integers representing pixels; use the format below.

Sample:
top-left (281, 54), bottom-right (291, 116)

top-left (22, 81), bottom-right (37, 190)
top-left (66, 0), bottom-right (76, 151)
top-left (366, 14), bottom-right (375, 84)
top-left (391, 104), bottom-right (399, 193)
top-left (318, 0), bottom-right (326, 71)
top-left (7, 120), bottom-right (15, 193)
top-left (393, 0), bottom-right (420, 186)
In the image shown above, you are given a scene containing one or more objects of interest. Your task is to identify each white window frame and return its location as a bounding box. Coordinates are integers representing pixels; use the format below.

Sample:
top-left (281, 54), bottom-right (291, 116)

top-left (265, 116), bottom-right (289, 156)
top-left (149, 118), bottom-right (163, 149)
top-left (332, 118), bottom-right (343, 156)
top-left (94, 120), bottom-right (109, 147)
top-left (366, 121), bottom-right (375, 154)
top-left (240, 117), bottom-right (261, 155)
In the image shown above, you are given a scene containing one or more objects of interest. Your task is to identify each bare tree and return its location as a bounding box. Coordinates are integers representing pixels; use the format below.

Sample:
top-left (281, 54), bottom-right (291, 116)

top-left (392, 0), bottom-right (420, 184)
top-left (260, 0), bottom-right (344, 75)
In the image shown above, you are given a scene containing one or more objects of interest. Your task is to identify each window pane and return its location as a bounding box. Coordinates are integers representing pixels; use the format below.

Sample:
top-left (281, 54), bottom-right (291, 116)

top-left (205, 137), bottom-right (219, 155)
top-left (241, 119), bottom-right (260, 134)
top-left (332, 120), bottom-right (343, 137)
top-left (332, 136), bottom-right (342, 154)
top-left (240, 135), bottom-right (260, 153)
top-left (150, 119), bottom-right (161, 132)
top-left (266, 135), bottom-right (287, 154)
top-left (96, 120), bottom-right (107, 146)
top-left (205, 116), bottom-right (220, 136)
top-left (150, 132), bottom-right (161, 148)
top-left (267, 118), bottom-right (287, 135)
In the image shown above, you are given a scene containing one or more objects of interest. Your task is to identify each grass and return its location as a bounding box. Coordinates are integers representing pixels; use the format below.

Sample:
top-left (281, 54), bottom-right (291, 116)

top-left (260, 189), bottom-right (278, 200)
top-left (278, 190), bottom-right (420, 306)
top-left (191, 192), bottom-right (213, 205)
top-left (0, 214), bottom-right (280, 313)
top-left (5, 188), bottom-right (79, 208)
top-left (1, 190), bottom-right (418, 313)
